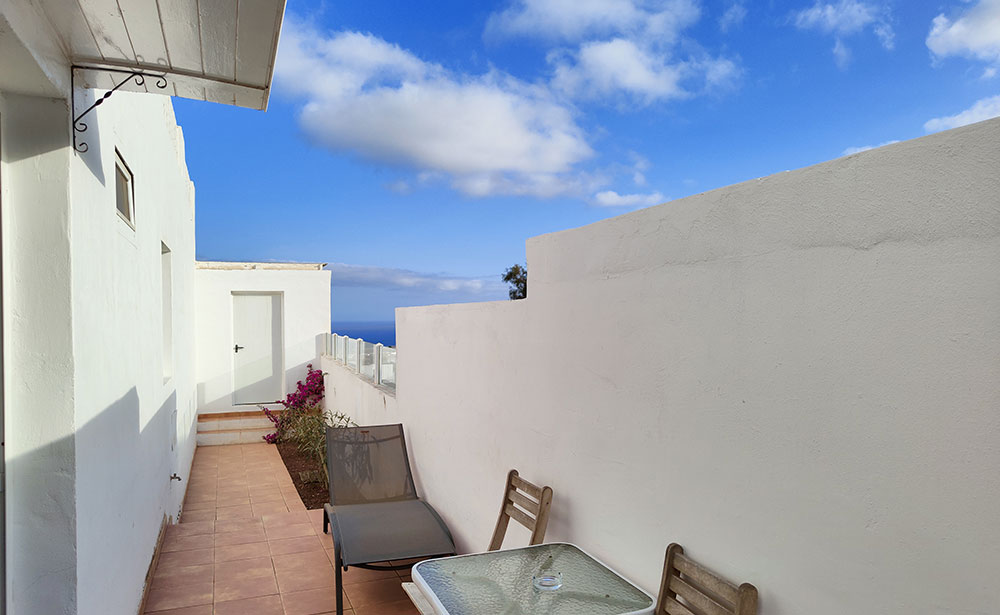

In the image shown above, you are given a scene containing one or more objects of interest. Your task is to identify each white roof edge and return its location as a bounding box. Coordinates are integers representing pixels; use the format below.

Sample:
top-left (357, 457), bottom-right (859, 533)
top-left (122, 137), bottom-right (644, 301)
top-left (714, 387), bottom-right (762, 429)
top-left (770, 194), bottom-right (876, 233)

top-left (196, 261), bottom-right (327, 271)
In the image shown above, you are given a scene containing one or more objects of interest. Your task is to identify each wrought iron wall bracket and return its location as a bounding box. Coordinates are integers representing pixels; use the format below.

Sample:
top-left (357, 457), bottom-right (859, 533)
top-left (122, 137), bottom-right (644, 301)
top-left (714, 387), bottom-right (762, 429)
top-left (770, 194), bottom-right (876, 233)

top-left (71, 65), bottom-right (169, 153)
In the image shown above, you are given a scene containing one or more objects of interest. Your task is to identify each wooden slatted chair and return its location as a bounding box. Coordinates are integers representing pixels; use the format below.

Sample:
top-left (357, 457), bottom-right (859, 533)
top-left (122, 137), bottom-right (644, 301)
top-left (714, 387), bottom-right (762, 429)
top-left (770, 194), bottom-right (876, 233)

top-left (487, 469), bottom-right (553, 551)
top-left (655, 543), bottom-right (758, 615)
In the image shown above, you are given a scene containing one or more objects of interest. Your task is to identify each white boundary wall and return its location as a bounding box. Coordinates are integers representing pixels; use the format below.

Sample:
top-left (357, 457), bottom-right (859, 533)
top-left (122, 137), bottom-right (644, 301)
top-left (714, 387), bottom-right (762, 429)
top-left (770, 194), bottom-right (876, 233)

top-left (328, 119), bottom-right (1000, 615)
top-left (195, 266), bottom-right (331, 414)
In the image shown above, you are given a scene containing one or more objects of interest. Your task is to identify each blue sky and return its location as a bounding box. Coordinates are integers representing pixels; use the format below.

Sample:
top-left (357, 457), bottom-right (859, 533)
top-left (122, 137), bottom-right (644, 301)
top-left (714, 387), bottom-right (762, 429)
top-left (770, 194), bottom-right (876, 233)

top-left (175, 0), bottom-right (1000, 322)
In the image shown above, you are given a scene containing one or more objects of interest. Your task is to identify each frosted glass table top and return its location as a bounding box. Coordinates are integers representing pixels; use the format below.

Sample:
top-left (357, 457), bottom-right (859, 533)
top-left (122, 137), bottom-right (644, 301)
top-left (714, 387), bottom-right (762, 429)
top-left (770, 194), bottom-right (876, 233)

top-left (411, 543), bottom-right (654, 615)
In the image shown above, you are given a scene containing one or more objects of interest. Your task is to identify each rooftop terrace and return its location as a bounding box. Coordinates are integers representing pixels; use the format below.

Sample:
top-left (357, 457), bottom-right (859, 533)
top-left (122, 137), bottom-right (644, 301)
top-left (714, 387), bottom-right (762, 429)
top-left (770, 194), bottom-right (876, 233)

top-left (144, 444), bottom-right (421, 615)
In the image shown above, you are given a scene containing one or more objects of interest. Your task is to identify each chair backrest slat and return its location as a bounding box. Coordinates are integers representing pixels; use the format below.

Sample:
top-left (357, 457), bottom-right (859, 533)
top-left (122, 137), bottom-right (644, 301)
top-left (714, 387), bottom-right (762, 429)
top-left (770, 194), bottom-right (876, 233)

top-left (510, 473), bottom-right (543, 499)
top-left (509, 489), bottom-right (541, 515)
top-left (669, 575), bottom-right (731, 615)
top-left (662, 595), bottom-right (697, 615)
top-left (674, 552), bottom-right (740, 608)
top-left (488, 469), bottom-right (553, 551)
top-left (655, 543), bottom-right (758, 615)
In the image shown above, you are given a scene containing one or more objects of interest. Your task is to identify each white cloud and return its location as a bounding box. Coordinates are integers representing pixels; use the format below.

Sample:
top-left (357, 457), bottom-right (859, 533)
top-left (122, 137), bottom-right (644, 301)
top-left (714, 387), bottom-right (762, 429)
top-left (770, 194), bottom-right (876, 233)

top-left (275, 18), bottom-right (594, 198)
top-left (593, 190), bottom-right (665, 207)
top-left (926, 0), bottom-right (1000, 67)
top-left (794, 1), bottom-right (894, 67)
top-left (487, 0), bottom-right (700, 43)
top-left (552, 38), bottom-right (686, 102)
top-left (719, 3), bottom-right (747, 32)
top-left (488, 0), bottom-right (737, 105)
top-left (327, 263), bottom-right (503, 294)
top-left (841, 139), bottom-right (899, 156)
top-left (923, 95), bottom-right (1000, 132)
top-left (550, 39), bottom-right (739, 104)
top-left (832, 39), bottom-right (851, 69)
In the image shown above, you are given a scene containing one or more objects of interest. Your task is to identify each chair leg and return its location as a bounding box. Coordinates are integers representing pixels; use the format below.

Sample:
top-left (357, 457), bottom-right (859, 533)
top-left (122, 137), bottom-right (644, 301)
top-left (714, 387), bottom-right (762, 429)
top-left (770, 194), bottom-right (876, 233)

top-left (335, 541), bottom-right (344, 615)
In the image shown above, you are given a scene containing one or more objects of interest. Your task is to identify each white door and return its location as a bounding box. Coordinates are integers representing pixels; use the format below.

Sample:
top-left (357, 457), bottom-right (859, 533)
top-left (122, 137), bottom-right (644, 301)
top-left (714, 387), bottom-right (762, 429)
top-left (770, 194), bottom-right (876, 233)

top-left (232, 293), bottom-right (283, 405)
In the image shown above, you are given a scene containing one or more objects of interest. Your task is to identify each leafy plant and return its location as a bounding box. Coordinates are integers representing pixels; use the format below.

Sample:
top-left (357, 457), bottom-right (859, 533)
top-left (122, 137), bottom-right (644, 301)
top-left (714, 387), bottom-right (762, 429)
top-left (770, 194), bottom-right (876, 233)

top-left (287, 407), bottom-right (354, 482)
top-left (262, 364), bottom-right (325, 444)
top-left (261, 363), bottom-right (355, 482)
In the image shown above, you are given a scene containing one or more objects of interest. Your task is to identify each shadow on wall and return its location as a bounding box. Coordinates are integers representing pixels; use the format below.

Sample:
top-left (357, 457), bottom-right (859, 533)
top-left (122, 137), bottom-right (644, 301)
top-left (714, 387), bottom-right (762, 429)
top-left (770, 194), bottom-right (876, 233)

top-left (7, 387), bottom-right (189, 614)
top-left (1, 93), bottom-right (70, 163)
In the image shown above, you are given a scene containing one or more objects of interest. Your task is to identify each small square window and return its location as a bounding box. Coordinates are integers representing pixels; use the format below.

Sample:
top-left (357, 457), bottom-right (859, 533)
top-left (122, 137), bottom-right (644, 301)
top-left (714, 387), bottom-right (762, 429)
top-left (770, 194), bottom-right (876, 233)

top-left (115, 150), bottom-right (134, 228)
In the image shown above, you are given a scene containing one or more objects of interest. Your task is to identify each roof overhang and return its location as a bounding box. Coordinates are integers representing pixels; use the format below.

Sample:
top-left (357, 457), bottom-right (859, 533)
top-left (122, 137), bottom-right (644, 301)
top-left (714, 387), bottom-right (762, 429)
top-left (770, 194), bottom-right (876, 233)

top-left (39, 0), bottom-right (287, 110)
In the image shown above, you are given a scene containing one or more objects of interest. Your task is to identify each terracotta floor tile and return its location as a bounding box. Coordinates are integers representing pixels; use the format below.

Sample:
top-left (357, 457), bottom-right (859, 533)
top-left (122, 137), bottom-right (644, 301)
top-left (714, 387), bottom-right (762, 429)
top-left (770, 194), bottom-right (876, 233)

top-left (181, 510), bottom-right (217, 523)
top-left (280, 587), bottom-right (343, 615)
top-left (217, 485), bottom-right (249, 496)
top-left (262, 511), bottom-right (311, 527)
top-left (265, 523), bottom-right (315, 541)
top-left (341, 564), bottom-right (397, 586)
top-left (344, 578), bottom-right (408, 608)
top-left (214, 556), bottom-right (274, 583)
top-left (353, 598), bottom-right (419, 615)
top-left (253, 502), bottom-right (290, 516)
top-left (273, 551), bottom-right (335, 593)
top-left (215, 502), bottom-right (252, 517)
top-left (163, 533), bottom-right (215, 553)
top-left (214, 527), bottom-right (266, 547)
top-left (268, 535), bottom-right (325, 556)
top-left (249, 490), bottom-right (284, 503)
top-left (183, 500), bottom-right (218, 512)
top-left (157, 549), bottom-right (215, 568)
top-left (167, 521), bottom-right (216, 538)
top-left (286, 501), bottom-right (308, 512)
top-left (213, 594), bottom-right (284, 615)
top-left (215, 541), bottom-right (271, 563)
top-left (214, 518), bottom-right (263, 534)
top-left (152, 563), bottom-right (214, 590)
top-left (213, 574), bottom-right (278, 603)
top-left (143, 605), bottom-right (212, 615)
top-left (306, 509), bottom-right (325, 522)
top-left (144, 582), bottom-right (213, 612)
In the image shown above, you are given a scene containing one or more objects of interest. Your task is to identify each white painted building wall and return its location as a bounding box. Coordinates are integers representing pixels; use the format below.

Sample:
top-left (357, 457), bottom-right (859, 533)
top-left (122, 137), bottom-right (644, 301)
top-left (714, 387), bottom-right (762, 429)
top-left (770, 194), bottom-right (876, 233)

top-left (0, 5), bottom-right (302, 613)
top-left (326, 119), bottom-right (1000, 615)
top-left (195, 264), bottom-right (331, 414)
top-left (68, 93), bottom-right (199, 615)
top-left (0, 90), bottom-right (78, 615)
top-left (1, 84), bottom-right (199, 613)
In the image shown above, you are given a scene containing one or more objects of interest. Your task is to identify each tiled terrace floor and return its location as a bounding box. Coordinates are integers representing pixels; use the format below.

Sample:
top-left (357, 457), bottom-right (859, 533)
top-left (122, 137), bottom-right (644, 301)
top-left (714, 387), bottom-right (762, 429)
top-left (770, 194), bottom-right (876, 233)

top-left (144, 443), bottom-right (420, 615)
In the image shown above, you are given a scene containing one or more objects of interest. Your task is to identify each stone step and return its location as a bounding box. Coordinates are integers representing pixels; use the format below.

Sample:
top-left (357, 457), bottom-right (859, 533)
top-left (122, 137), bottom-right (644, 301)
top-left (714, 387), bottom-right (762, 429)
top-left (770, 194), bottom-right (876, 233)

top-left (196, 427), bottom-right (272, 446)
top-left (197, 409), bottom-right (280, 433)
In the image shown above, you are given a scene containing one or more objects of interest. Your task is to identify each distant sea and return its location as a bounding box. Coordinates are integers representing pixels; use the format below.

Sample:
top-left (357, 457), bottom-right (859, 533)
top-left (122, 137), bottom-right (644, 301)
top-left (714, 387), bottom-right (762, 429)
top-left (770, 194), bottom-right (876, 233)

top-left (332, 321), bottom-right (396, 347)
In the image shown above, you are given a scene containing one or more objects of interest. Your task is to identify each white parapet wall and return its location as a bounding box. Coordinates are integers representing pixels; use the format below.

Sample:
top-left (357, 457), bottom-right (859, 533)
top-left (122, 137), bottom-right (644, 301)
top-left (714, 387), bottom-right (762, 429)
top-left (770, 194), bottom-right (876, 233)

top-left (195, 263), bottom-right (332, 414)
top-left (321, 357), bottom-right (399, 421)
top-left (327, 118), bottom-right (1000, 615)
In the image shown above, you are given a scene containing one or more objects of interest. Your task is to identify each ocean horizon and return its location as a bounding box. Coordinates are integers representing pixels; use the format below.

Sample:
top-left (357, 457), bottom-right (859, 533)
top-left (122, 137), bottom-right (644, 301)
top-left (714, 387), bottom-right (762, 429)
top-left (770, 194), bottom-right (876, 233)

top-left (332, 320), bottom-right (396, 347)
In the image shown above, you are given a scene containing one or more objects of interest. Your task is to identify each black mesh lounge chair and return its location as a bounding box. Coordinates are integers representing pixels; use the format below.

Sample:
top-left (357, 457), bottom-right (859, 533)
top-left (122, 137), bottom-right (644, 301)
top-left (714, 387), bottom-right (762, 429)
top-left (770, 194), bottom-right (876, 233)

top-left (322, 424), bottom-right (456, 615)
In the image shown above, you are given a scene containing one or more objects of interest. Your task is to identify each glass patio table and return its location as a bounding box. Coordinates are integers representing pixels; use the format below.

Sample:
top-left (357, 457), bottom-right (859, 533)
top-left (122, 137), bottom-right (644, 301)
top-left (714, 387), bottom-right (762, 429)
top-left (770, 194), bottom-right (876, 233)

top-left (411, 542), bottom-right (655, 615)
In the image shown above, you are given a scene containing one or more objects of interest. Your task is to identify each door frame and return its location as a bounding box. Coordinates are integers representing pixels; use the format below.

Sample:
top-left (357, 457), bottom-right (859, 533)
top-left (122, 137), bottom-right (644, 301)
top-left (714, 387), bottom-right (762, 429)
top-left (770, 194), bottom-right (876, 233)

top-left (230, 291), bottom-right (285, 406)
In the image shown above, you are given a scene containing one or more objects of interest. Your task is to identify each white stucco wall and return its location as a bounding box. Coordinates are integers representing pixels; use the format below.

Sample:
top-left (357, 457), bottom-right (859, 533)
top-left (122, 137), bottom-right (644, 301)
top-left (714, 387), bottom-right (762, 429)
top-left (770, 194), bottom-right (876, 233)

top-left (1, 90), bottom-right (78, 615)
top-left (195, 266), bottom-right (331, 414)
top-left (68, 92), bottom-right (199, 615)
top-left (330, 119), bottom-right (1000, 615)
top-left (2, 16), bottom-right (202, 611)
top-left (320, 357), bottom-right (398, 420)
